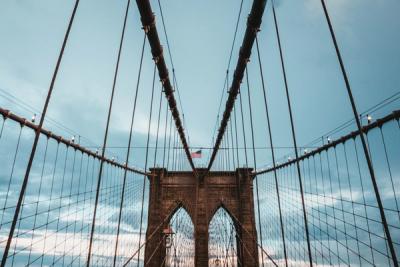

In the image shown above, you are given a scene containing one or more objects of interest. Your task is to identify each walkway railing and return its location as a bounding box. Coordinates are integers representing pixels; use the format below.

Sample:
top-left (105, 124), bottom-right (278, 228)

top-left (0, 108), bottom-right (150, 266)
top-left (254, 110), bottom-right (400, 266)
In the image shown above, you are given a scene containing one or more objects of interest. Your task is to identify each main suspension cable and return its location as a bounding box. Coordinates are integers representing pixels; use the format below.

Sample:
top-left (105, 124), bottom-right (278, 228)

top-left (207, 0), bottom-right (268, 171)
top-left (135, 0), bottom-right (196, 174)
top-left (212, 0), bottom-right (244, 147)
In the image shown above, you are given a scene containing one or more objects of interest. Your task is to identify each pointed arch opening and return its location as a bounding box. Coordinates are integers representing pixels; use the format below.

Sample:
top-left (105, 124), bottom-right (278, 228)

top-left (208, 206), bottom-right (239, 267)
top-left (165, 206), bottom-right (195, 266)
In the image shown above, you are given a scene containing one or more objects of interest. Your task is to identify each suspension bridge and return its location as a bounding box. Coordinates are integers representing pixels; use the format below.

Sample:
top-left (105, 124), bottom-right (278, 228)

top-left (0, 0), bottom-right (399, 266)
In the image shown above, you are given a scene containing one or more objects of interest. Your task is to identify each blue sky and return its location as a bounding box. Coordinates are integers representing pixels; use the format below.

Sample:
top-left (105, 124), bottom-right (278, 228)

top-left (0, 1), bottom-right (400, 266)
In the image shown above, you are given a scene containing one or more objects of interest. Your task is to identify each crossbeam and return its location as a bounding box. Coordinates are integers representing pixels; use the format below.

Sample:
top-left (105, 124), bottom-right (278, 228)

top-left (0, 107), bottom-right (148, 176)
top-left (255, 109), bottom-right (400, 175)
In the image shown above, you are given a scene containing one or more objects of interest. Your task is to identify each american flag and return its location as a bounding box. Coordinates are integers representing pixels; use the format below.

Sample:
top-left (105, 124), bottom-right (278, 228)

top-left (191, 150), bottom-right (202, 158)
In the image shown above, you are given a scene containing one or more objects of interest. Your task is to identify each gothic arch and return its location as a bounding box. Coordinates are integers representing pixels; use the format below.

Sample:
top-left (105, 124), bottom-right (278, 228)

top-left (167, 206), bottom-right (195, 267)
top-left (208, 202), bottom-right (238, 228)
top-left (165, 200), bottom-right (195, 226)
top-left (208, 206), bottom-right (238, 266)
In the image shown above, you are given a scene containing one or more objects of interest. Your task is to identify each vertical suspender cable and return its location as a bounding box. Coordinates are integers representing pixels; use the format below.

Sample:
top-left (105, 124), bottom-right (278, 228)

top-left (0, 126), bottom-right (22, 232)
top-left (162, 102), bottom-right (169, 168)
top-left (229, 120), bottom-right (236, 169)
top-left (171, 130), bottom-right (177, 170)
top-left (0, 118), bottom-right (5, 140)
top-left (0, 1), bottom-right (80, 265)
top-left (353, 139), bottom-right (376, 264)
top-left (27, 136), bottom-right (50, 264)
top-left (166, 114), bottom-right (173, 169)
top-left (171, 131), bottom-right (175, 170)
top-left (113, 9), bottom-right (147, 264)
top-left (157, 0), bottom-right (188, 144)
top-left (239, 91), bottom-right (249, 167)
top-left (86, 1), bottom-right (134, 264)
top-left (41, 142), bottom-right (60, 266)
top-left (153, 89), bottom-right (164, 168)
top-left (320, 1), bottom-right (398, 265)
top-left (233, 104), bottom-right (240, 167)
top-left (271, 1), bottom-right (313, 265)
top-left (211, 0), bottom-right (243, 166)
top-left (51, 147), bottom-right (70, 265)
top-left (245, 68), bottom-right (265, 267)
top-left (226, 128), bottom-right (231, 170)
top-left (379, 128), bottom-right (400, 221)
top-left (255, 33), bottom-right (288, 267)
top-left (137, 63), bottom-right (157, 266)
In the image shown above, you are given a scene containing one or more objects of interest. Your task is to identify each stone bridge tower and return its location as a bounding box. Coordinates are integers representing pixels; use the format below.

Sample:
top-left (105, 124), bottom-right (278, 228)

top-left (144, 168), bottom-right (259, 266)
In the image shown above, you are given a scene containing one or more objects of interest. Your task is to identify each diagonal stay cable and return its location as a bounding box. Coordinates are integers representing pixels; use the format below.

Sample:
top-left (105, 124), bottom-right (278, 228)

top-left (320, 1), bottom-right (398, 265)
top-left (271, 1), bottom-right (313, 265)
top-left (228, 207), bottom-right (278, 266)
top-left (86, 0), bottom-right (133, 264)
top-left (112, 1), bottom-right (146, 261)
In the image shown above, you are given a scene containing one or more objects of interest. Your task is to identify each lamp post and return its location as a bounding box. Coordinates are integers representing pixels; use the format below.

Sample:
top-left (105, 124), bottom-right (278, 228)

top-left (163, 226), bottom-right (175, 266)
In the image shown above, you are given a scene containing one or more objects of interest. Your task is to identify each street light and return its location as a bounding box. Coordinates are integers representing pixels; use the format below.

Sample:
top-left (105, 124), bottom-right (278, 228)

top-left (367, 114), bottom-right (373, 124)
top-left (163, 226), bottom-right (175, 249)
top-left (163, 226), bottom-right (175, 267)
